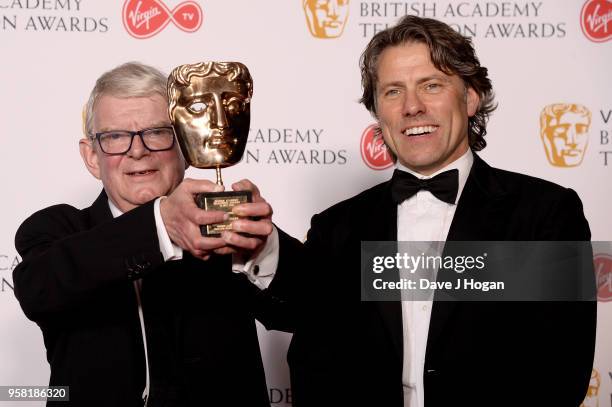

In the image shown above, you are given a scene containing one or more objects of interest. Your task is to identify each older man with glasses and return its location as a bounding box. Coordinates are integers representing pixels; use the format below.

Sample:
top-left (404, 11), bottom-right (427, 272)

top-left (13, 62), bottom-right (291, 407)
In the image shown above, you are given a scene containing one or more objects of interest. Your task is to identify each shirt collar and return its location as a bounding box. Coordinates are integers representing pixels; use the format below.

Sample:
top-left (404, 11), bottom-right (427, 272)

top-left (107, 199), bottom-right (123, 219)
top-left (395, 149), bottom-right (474, 204)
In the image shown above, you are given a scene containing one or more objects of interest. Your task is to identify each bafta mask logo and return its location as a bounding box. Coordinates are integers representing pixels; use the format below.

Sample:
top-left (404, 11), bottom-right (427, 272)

top-left (122, 0), bottom-right (203, 39)
top-left (580, 369), bottom-right (601, 407)
top-left (580, 0), bottom-right (612, 43)
top-left (594, 253), bottom-right (612, 302)
top-left (303, 0), bottom-right (349, 39)
top-left (361, 124), bottom-right (393, 170)
top-left (540, 104), bottom-right (591, 167)
top-left (168, 62), bottom-right (252, 169)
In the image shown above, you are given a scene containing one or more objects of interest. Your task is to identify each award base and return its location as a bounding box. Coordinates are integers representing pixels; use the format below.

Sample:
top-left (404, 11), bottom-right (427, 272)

top-left (195, 191), bottom-right (253, 237)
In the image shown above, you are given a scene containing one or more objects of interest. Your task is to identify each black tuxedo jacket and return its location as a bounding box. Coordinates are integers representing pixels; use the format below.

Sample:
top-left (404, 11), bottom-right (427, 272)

top-left (13, 191), bottom-right (290, 407)
top-left (284, 155), bottom-right (596, 407)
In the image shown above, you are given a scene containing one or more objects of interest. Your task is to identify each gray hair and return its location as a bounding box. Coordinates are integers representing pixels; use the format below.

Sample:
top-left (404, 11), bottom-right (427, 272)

top-left (84, 62), bottom-right (167, 135)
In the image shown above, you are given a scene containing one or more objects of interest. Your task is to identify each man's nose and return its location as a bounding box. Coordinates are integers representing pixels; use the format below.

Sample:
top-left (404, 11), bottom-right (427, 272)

top-left (127, 134), bottom-right (150, 159)
top-left (402, 90), bottom-right (426, 117)
top-left (211, 94), bottom-right (228, 129)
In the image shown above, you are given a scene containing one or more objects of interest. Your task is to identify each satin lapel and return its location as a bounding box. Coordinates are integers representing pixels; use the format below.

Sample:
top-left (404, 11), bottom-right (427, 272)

top-left (361, 181), bottom-right (403, 361)
top-left (446, 155), bottom-right (512, 242)
top-left (427, 155), bottom-right (516, 351)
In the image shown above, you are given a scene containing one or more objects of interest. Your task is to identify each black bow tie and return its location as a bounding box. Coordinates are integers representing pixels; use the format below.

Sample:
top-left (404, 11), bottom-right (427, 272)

top-left (390, 169), bottom-right (459, 205)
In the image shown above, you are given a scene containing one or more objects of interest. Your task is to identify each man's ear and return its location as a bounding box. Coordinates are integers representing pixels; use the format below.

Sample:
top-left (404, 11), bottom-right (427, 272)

top-left (79, 138), bottom-right (101, 180)
top-left (466, 86), bottom-right (480, 117)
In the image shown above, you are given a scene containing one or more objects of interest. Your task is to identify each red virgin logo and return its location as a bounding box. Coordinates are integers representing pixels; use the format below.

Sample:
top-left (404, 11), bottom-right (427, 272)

top-left (580, 0), bottom-right (612, 42)
top-left (360, 124), bottom-right (393, 170)
top-left (594, 253), bottom-right (612, 302)
top-left (123, 0), bottom-right (203, 39)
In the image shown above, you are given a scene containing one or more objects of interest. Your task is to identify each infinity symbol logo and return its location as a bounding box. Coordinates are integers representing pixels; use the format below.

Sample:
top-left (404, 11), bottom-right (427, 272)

top-left (123, 0), bottom-right (203, 39)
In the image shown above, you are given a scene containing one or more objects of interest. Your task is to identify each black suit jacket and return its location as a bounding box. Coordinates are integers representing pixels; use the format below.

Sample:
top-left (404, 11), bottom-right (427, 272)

top-left (13, 191), bottom-right (289, 407)
top-left (284, 155), bottom-right (596, 406)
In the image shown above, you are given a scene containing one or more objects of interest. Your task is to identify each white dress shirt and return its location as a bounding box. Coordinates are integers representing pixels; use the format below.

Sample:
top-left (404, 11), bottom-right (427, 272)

top-left (397, 150), bottom-right (473, 407)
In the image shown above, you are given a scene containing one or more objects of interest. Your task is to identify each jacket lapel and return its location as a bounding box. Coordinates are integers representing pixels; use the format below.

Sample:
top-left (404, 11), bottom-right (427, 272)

top-left (361, 181), bottom-right (404, 362)
top-left (88, 190), bottom-right (114, 226)
top-left (447, 154), bottom-right (513, 241)
top-left (427, 154), bottom-right (516, 352)
top-left (360, 180), bottom-right (397, 242)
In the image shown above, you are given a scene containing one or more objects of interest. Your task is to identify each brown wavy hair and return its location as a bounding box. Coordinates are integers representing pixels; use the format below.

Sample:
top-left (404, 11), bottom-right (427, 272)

top-left (360, 16), bottom-right (496, 151)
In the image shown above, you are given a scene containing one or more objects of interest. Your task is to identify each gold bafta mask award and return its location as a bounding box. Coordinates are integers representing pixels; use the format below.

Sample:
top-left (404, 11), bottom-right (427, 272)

top-left (168, 61), bottom-right (253, 236)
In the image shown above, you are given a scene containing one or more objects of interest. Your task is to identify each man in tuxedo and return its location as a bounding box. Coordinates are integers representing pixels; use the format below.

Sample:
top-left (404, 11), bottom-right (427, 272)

top-left (13, 62), bottom-right (289, 406)
top-left (284, 16), bottom-right (596, 406)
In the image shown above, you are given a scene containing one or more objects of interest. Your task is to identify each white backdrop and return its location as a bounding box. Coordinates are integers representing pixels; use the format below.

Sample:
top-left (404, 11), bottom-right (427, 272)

top-left (1, 0), bottom-right (611, 405)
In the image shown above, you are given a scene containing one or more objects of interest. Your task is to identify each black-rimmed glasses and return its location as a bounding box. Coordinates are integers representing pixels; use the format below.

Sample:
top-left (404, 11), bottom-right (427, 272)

top-left (90, 126), bottom-right (175, 155)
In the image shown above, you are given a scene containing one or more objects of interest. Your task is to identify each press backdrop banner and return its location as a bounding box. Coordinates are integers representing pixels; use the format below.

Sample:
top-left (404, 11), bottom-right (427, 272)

top-left (1, 1), bottom-right (611, 405)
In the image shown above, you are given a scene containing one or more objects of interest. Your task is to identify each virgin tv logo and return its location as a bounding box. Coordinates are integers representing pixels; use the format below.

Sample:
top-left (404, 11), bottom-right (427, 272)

top-left (360, 124), bottom-right (393, 170)
top-left (123, 0), bottom-right (203, 39)
top-left (594, 253), bottom-right (612, 302)
top-left (580, 0), bottom-right (612, 42)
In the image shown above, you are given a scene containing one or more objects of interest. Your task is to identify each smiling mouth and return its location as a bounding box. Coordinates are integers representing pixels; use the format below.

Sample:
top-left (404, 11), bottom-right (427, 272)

top-left (403, 126), bottom-right (438, 137)
top-left (127, 170), bottom-right (157, 176)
